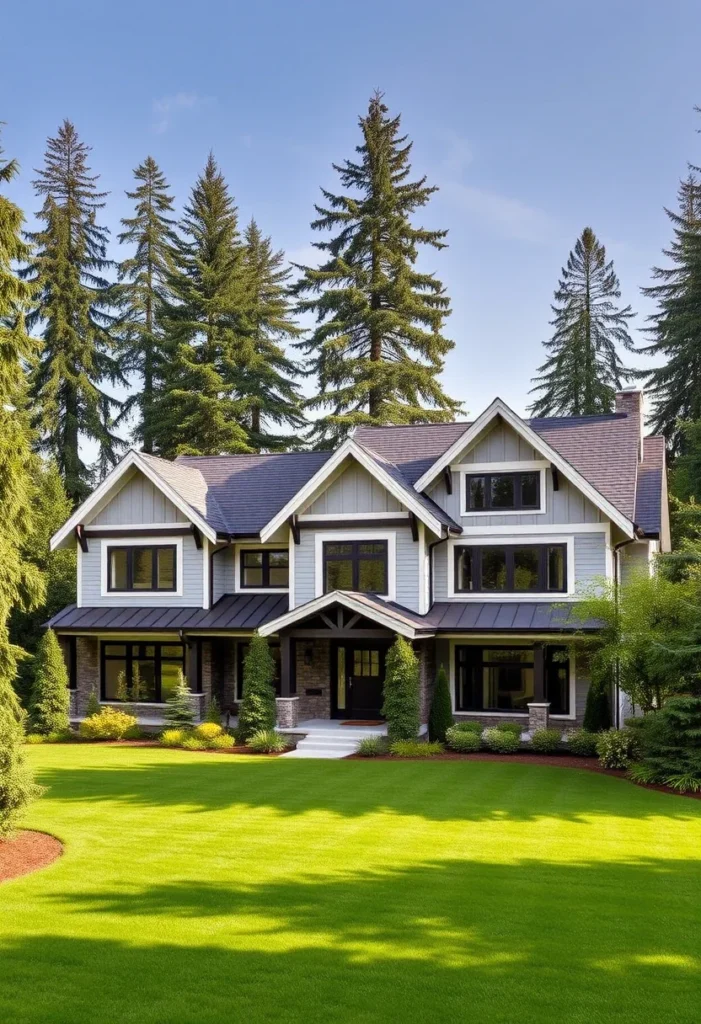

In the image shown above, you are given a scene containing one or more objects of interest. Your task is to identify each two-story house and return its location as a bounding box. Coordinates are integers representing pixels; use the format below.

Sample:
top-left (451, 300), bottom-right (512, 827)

top-left (47, 390), bottom-right (669, 741)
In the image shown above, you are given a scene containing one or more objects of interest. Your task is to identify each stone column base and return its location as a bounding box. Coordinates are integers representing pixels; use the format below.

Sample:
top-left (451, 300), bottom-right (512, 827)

top-left (527, 702), bottom-right (550, 733)
top-left (276, 696), bottom-right (300, 729)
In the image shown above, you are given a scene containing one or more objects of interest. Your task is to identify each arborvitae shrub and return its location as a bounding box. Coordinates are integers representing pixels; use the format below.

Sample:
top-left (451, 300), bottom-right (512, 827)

top-left (428, 665), bottom-right (453, 742)
top-left (238, 634), bottom-right (277, 741)
top-left (30, 629), bottom-right (70, 735)
top-left (381, 637), bottom-right (420, 743)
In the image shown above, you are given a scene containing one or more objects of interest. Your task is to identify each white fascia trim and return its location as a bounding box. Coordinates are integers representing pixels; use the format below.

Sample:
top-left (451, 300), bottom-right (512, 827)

top-left (446, 533), bottom-right (575, 600)
top-left (418, 521), bottom-right (428, 615)
top-left (84, 522), bottom-right (189, 533)
top-left (259, 438), bottom-right (442, 542)
top-left (414, 398), bottom-right (635, 538)
top-left (258, 590), bottom-right (426, 640)
top-left (288, 526), bottom-right (296, 611)
top-left (76, 545), bottom-right (83, 609)
top-left (314, 529), bottom-right (397, 600)
top-left (297, 511), bottom-right (411, 522)
top-left (456, 523), bottom-right (609, 535)
top-left (450, 460), bottom-right (549, 473)
top-left (50, 450), bottom-right (217, 551)
top-left (99, 535), bottom-right (185, 599)
top-left (202, 536), bottom-right (210, 610)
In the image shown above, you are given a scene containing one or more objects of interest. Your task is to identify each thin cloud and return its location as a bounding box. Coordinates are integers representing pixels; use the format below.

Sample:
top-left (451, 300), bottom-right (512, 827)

top-left (152, 92), bottom-right (214, 134)
top-left (441, 180), bottom-right (556, 243)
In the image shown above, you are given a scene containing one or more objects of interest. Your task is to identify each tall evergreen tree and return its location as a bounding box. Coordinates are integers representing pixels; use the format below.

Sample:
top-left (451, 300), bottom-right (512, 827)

top-left (153, 154), bottom-right (251, 457)
top-left (639, 173), bottom-right (701, 452)
top-left (528, 227), bottom-right (635, 418)
top-left (293, 92), bottom-right (460, 445)
top-left (24, 120), bottom-right (124, 502)
top-left (116, 157), bottom-right (177, 453)
top-left (236, 219), bottom-right (304, 449)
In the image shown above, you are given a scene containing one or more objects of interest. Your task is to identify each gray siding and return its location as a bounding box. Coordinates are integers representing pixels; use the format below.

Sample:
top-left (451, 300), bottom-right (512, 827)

top-left (305, 463), bottom-right (405, 514)
top-left (80, 535), bottom-right (203, 607)
top-left (458, 422), bottom-right (538, 463)
top-left (294, 531), bottom-right (316, 607)
top-left (212, 547), bottom-right (235, 603)
top-left (91, 471), bottom-right (187, 525)
top-left (620, 541), bottom-right (651, 584)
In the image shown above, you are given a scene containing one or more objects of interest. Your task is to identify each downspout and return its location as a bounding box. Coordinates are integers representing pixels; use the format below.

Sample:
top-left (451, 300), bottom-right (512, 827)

top-left (612, 533), bottom-right (640, 728)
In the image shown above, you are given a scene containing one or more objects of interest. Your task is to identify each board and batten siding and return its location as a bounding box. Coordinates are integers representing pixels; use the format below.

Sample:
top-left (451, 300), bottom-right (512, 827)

top-left (458, 421), bottom-right (538, 464)
top-left (304, 463), bottom-right (405, 515)
top-left (80, 535), bottom-right (203, 607)
top-left (91, 471), bottom-right (188, 526)
top-left (294, 526), bottom-right (420, 612)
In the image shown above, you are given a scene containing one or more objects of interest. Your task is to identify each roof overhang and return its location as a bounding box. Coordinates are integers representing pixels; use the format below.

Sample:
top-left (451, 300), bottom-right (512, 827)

top-left (413, 398), bottom-right (636, 538)
top-left (50, 450), bottom-right (218, 551)
top-left (260, 438), bottom-right (444, 542)
top-left (258, 591), bottom-right (435, 640)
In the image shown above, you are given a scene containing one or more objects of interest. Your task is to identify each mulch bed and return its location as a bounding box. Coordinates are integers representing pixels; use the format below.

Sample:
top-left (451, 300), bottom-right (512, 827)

top-left (0, 831), bottom-right (63, 883)
top-left (36, 740), bottom-right (287, 756)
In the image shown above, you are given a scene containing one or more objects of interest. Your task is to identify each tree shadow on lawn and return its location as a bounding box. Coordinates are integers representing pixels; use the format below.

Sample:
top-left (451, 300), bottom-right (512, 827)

top-left (34, 753), bottom-right (701, 823)
top-left (8, 857), bottom-right (701, 1024)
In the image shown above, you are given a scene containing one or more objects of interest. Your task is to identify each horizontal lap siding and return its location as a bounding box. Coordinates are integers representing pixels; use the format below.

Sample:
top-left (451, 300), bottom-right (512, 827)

top-left (573, 533), bottom-right (607, 591)
top-left (294, 531), bottom-right (316, 607)
top-left (80, 535), bottom-right (203, 607)
top-left (212, 547), bottom-right (235, 603)
top-left (91, 472), bottom-right (188, 525)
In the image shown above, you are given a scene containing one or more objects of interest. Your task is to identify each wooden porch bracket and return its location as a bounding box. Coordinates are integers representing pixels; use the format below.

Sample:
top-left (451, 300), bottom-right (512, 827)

top-left (551, 466), bottom-right (560, 491)
top-left (289, 515), bottom-right (300, 545)
top-left (409, 512), bottom-right (419, 542)
top-left (443, 466), bottom-right (452, 495)
top-left (191, 525), bottom-right (203, 550)
top-left (75, 525), bottom-right (89, 553)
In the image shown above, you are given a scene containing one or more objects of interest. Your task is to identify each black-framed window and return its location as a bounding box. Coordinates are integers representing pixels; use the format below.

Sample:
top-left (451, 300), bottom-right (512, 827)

top-left (323, 541), bottom-right (388, 595)
top-left (465, 471), bottom-right (541, 512)
top-left (101, 641), bottom-right (185, 703)
top-left (240, 549), bottom-right (289, 589)
top-left (236, 641), bottom-right (282, 700)
top-left (455, 645), bottom-right (570, 715)
top-left (454, 544), bottom-right (566, 594)
top-left (59, 636), bottom-right (77, 690)
top-left (107, 545), bottom-right (177, 592)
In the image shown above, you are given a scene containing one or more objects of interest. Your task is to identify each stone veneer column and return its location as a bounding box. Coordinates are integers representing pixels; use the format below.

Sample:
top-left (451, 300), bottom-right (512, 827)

top-left (75, 636), bottom-right (99, 717)
top-left (527, 702), bottom-right (550, 733)
top-left (276, 696), bottom-right (300, 729)
top-left (414, 640), bottom-right (435, 726)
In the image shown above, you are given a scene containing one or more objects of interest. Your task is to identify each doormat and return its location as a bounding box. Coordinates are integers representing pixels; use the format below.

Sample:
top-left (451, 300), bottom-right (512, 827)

top-left (340, 720), bottom-right (384, 727)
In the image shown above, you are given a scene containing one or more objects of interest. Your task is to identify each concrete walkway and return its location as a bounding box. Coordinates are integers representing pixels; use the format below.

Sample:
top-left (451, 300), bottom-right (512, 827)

top-left (279, 719), bottom-right (387, 759)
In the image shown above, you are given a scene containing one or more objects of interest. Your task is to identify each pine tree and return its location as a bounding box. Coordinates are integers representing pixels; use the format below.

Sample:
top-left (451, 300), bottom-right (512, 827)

top-left (0, 129), bottom-right (43, 834)
top-left (30, 629), bottom-right (70, 735)
top-left (163, 669), bottom-right (195, 728)
top-left (238, 633), bottom-right (277, 740)
top-left (236, 219), bottom-right (305, 449)
top-left (153, 154), bottom-right (251, 457)
top-left (293, 92), bottom-right (460, 446)
top-left (24, 121), bottom-right (124, 502)
top-left (639, 173), bottom-right (701, 452)
top-left (381, 637), bottom-right (420, 743)
top-left (428, 664), bottom-right (453, 742)
top-left (116, 157), bottom-right (178, 453)
top-left (528, 227), bottom-right (635, 418)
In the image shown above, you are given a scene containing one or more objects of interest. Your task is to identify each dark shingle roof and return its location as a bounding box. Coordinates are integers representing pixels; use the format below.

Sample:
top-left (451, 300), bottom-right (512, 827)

top-left (635, 436), bottom-right (665, 534)
top-left (356, 442), bottom-right (461, 532)
top-left (47, 594), bottom-right (289, 632)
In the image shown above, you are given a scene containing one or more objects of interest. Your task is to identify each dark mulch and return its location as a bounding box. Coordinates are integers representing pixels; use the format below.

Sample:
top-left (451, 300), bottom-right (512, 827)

top-left (0, 830), bottom-right (63, 883)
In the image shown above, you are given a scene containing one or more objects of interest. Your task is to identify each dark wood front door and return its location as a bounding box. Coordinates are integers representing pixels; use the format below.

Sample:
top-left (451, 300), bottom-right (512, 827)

top-left (333, 642), bottom-right (388, 719)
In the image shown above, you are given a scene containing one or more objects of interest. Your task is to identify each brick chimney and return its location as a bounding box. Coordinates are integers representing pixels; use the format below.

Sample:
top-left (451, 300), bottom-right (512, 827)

top-left (615, 389), bottom-right (644, 461)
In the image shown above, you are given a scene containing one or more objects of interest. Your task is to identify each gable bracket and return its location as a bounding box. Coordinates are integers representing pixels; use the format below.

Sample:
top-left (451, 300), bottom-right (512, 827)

top-left (75, 525), bottom-right (89, 553)
top-left (409, 512), bottom-right (419, 542)
top-left (443, 466), bottom-right (453, 495)
top-left (191, 525), bottom-right (203, 550)
top-left (289, 515), bottom-right (300, 545)
top-left (551, 466), bottom-right (560, 492)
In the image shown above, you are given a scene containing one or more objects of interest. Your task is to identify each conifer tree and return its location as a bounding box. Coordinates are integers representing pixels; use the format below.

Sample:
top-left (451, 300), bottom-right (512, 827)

top-left (639, 174), bottom-right (701, 452)
top-left (164, 669), bottom-right (195, 728)
top-left (429, 664), bottom-right (453, 742)
top-left (24, 121), bottom-right (124, 502)
top-left (529, 227), bottom-right (635, 418)
top-left (117, 157), bottom-right (177, 453)
top-left (236, 219), bottom-right (305, 449)
top-left (153, 154), bottom-right (251, 457)
top-left (293, 92), bottom-right (460, 445)
top-left (30, 629), bottom-right (70, 735)
top-left (238, 633), bottom-right (277, 740)
top-left (381, 637), bottom-right (420, 743)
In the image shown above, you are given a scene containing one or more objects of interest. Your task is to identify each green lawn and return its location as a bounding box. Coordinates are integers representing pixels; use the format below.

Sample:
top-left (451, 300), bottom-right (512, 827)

top-left (1, 748), bottom-right (701, 1024)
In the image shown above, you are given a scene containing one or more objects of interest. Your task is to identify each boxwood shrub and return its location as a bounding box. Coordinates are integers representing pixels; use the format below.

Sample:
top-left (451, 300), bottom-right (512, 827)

top-left (483, 728), bottom-right (521, 754)
top-left (566, 729), bottom-right (598, 757)
top-left (530, 728), bottom-right (562, 754)
top-left (445, 726), bottom-right (481, 753)
top-left (495, 722), bottom-right (523, 737)
top-left (452, 720), bottom-right (483, 735)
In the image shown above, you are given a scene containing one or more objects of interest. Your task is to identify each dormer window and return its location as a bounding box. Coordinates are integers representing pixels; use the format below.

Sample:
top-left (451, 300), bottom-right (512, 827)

top-left (465, 471), bottom-right (540, 512)
top-left (107, 545), bottom-right (177, 592)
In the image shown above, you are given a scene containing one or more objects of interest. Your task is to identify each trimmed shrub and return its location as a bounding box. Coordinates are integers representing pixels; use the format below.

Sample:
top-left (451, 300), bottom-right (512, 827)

top-left (30, 629), bottom-right (70, 735)
top-left (25, 733), bottom-right (46, 745)
top-left (160, 729), bottom-right (187, 748)
top-left (382, 637), bottom-right (420, 743)
top-left (78, 707), bottom-right (137, 741)
top-left (247, 729), bottom-right (288, 754)
top-left (356, 736), bottom-right (387, 757)
top-left (181, 735), bottom-right (206, 751)
top-left (566, 729), bottom-right (598, 757)
top-left (483, 728), bottom-right (521, 754)
top-left (208, 733), bottom-right (235, 750)
top-left (530, 727), bottom-right (562, 754)
top-left (163, 670), bottom-right (195, 729)
top-left (85, 689), bottom-right (101, 719)
top-left (0, 680), bottom-right (40, 838)
top-left (583, 677), bottom-right (612, 732)
top-left (204, 697), bottom-right (222, 724)
top-left (194, 722), bottom-right (223, 741)
top-left (390, 739), bottom-right (444, 758)
top-left (596, 728), bottom-right (638, 769)
top-left (238, 634), bottom-right (277, 741)
top-left (496, 722), bottom-right (523, 737)
top-left (445, 726), bottom-right (481, 753)
top-left (452, 720), bottom-right (483, 735)
top-left (429, 665), bottom-right (453, 742)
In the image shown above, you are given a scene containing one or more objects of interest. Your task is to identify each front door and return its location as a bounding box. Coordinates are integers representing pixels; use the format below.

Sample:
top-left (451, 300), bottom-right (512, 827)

top-left (333, 642), bottom-right (387, 719)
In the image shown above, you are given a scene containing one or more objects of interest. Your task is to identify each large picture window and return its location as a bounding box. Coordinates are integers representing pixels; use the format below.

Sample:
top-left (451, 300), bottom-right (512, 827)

top-left (107, 545), bottom-right (177, 592)
top-left (240, 549), bottom-right (289, 589)
top-left (455, 645), bottom-right (570, 714)
top-left (101, 642), bottom-right (186, 703)
top-left (454, 544), bottom-right (566, 594)
top-left (323, 541), bottom-right (388, 595)
top-left (465, 471), bottom-right (541, 512)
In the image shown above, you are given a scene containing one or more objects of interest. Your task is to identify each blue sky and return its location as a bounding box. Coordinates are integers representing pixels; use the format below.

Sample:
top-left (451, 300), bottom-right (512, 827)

top-left (3, 0), bottom-right (700, 423)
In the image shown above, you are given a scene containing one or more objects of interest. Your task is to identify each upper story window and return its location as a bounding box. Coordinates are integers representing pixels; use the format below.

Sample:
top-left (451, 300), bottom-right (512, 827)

top-left (454, 544), bottom-right (566, 594)
top-left (107, 545), bottom-right (176, 592)
top-left (323, 541), bottom-right (388, 595)
top-left (240, 549), bottom-right (289, 589)
top-left (465, 471), bottom-right (540, 512)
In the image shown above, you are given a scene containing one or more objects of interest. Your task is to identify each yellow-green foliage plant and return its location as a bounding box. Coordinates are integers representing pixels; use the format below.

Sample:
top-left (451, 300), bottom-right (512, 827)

top-left (78, 708), bottom-right (137, 741)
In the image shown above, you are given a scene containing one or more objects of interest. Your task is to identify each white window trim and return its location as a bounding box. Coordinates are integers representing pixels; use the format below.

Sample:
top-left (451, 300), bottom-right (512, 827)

top-left (314, 530), bottom-right (397, 601)
top-left (446, 534), bottom-right (576, 600)
top-left (233, 542), bottom-right (291, 595)
top-left (455, 461), bottom-right (549, 518)
top-left (100, 536), bottom-right (184, 599)
top-left (448, 638), bottom-right (577, 721)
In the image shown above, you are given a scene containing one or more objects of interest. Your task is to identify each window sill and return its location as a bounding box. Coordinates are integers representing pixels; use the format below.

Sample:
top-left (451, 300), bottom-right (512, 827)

top-left (461, 509), bottom-right (546, 517)
top-left (454, 711), bottom-right (529, 718)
